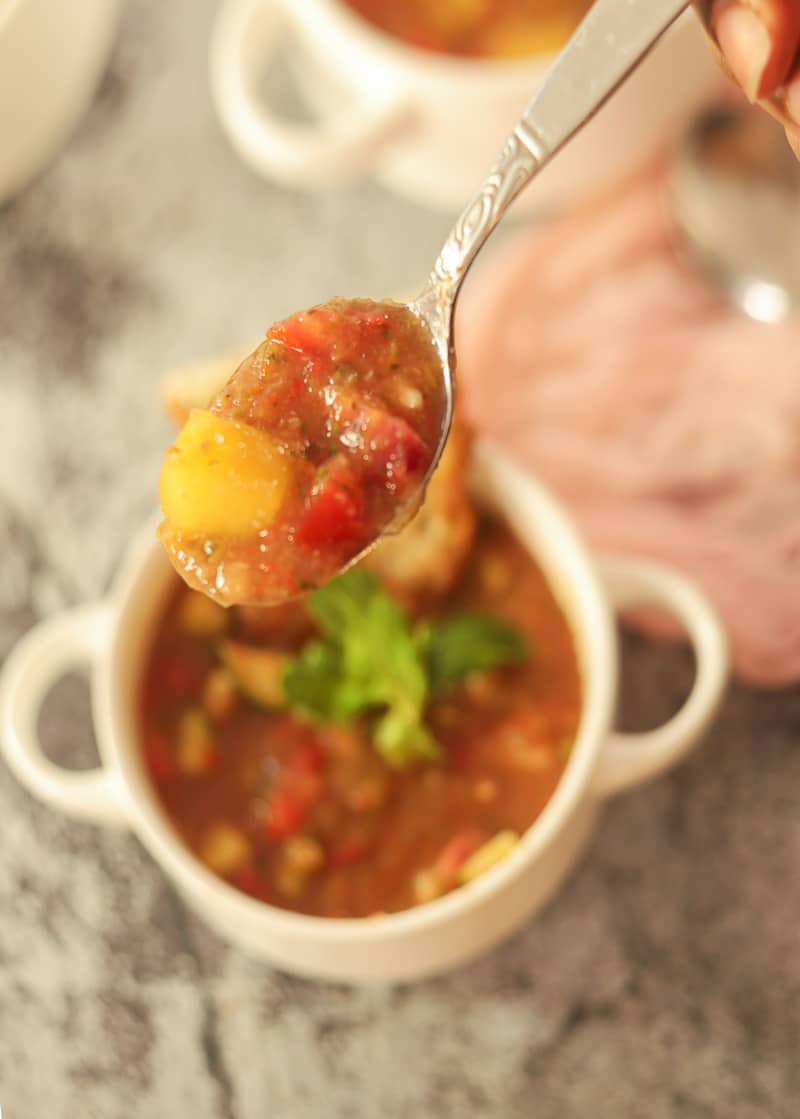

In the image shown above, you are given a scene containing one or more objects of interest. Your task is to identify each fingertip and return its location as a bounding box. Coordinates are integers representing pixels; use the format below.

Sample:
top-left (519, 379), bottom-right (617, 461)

top-left (712, 2), bottom-right (772, 102)
top-left (709, 0), bottom-right (800, 99)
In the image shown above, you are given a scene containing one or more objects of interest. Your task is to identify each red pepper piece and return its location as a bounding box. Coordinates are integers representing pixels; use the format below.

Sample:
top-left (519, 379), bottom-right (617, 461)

top-left (264, 789), bottom-right (308, 841)
top-left (434, 829), bottom-right (487, 881)
top-left (292, 739), bottom-right (325, 775)
top-left (295, 457), bottom-right (364, 551)
top-left (359, 410), bottom-right (426, 492)
top-left (330, 839), bottom-right (370, 868)
top-left (268, 309), bottom-right (339, 366)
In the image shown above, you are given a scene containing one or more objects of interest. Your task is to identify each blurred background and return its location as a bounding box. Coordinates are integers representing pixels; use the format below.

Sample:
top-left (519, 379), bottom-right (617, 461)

top-left (1, 1), bottom-right (799, 1116)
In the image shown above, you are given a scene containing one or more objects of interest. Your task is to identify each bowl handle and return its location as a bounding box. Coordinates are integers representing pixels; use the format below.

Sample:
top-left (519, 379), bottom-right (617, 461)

top-left (209, 0), bottom-right (412, 185)
top-left (0, 604), bottom-right (129, 827)
top-left (591, 556), bottom-right (729, 798)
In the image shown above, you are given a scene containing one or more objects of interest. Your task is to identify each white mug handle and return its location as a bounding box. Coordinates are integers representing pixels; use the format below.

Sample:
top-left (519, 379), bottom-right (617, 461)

top-left (592, 557), bottom-right (729, 798)
top-left (0, 604), bottom-right (129, 827)
top-left (209, 0), bottom-right (412, 185)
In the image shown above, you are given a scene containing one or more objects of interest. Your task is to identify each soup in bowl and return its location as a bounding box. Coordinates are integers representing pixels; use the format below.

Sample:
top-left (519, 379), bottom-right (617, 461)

top-left (0, 433), bottom-right (728, 981)
top-left (142, 505), bottom-right (581, 919)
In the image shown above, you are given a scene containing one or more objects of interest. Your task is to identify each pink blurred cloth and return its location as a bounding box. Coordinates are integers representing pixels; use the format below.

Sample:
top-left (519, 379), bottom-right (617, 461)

top-left (456, 169), bottom-right (800, 686)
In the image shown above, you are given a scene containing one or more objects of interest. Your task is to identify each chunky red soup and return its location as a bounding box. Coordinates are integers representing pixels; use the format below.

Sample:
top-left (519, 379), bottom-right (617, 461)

top-left (159, 299), bottom-right (446, 608)
top-left (342, 0), bottom-right (594, 59)
top-left (140, 514), bottom-right (581, 918)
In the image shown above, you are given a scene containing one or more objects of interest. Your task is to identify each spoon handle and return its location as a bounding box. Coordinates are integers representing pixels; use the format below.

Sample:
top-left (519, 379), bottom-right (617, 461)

top-left (419, 0), bottom-right (692, 314)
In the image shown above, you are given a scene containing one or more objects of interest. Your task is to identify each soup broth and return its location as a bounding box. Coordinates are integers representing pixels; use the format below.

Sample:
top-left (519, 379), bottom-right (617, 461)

top-left (342, 0), bottom-right (595, 59)
top-left (139, 513), bottom-right (582, 918)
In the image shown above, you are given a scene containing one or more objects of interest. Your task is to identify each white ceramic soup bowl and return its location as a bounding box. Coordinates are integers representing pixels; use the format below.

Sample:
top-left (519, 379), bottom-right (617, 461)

top-left (209, 0), bottom-right (721, 214)
top-left (0, 0), bottom-right (121, 205)
top-left (0, 443), bottom-right (728, 983)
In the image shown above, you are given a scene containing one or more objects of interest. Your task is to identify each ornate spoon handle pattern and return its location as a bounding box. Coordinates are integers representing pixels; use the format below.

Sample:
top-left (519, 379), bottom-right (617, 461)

top-left (415, 0), bottom-right (691, 332)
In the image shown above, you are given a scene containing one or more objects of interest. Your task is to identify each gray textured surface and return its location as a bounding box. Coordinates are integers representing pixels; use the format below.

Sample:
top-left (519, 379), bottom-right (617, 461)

top-left (1, 2), bottom-right (799, 1117)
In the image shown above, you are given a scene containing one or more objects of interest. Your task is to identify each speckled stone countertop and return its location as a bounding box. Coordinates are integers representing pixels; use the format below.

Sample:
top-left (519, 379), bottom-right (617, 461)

top-left (1, 3), bottom-right (798, 1117)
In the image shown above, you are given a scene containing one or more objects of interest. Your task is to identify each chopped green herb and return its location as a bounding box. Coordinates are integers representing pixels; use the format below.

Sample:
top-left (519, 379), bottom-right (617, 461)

top-left (281, 570), bottom-right (528, 769)
top-left (417, 614), bottom-right (527, 696)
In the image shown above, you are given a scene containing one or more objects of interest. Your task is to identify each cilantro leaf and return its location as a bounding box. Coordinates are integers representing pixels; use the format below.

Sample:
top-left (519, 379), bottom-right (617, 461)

top-left (282, 640), bottom-right (347, 721)
top-left (418, 614), bottom-right (527, 695)
top-left (281, 570), bottom-right (527, 769)
top-left (306, 569), bottom-right (376, 640)
top-left (374, 705), bottom-right (439, 768)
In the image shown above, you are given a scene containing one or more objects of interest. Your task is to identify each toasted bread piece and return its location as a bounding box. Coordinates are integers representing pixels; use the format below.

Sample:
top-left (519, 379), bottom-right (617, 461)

top-left (161, 352), bottom-right (246, 429)
top-left (363, 411), bottom-right (476, 609)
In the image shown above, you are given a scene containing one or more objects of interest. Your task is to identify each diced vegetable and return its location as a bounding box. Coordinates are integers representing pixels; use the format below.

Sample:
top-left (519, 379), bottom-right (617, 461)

top-left (275, 836), bottom-right (325, 898)
top-left (201, 824), bottom-right (252, 875)
top-left (222, 641), bottom-right (288, 709)
top-left (294, 457), bottom-right (364, 551)
top-left (434, 829), bottom-right (486, 881)
top-left (473, 778), bottom-right (498, 804)
top-left (283, 835), bottom-right (325, 874)
top-left (177, 590), bottom-right (228, 637)
top-left (419, 614), bottom-right (526, 696)
top-left (346, 776), bottom-right (388, 813)
top-left (176, 707), bottom-right (216, 774)
top-left (160, 408), bottom-right (291, 537)
top-left (330, 839), bottom-right (370, 868)
top-left (264, 788), bottom-right (313, 841)
top-left (458, 831), bottom-right (519, 884)
top-left (203, 667), bottom-right (238, 722)
top-left (413, 868), bottom-right (444, 905)
top-left (502, 735), bottom-right (555, 773)
top-left (412, 829), bottom-right (486, 904)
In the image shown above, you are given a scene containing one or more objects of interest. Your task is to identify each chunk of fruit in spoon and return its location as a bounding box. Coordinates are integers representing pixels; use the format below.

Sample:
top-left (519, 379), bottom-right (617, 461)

top-left (158, 298), bottom-right (447, 606)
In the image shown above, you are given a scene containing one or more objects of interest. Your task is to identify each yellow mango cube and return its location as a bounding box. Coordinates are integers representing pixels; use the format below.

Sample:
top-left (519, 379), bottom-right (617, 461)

top-left (159, 409), bottom-right (291, 537)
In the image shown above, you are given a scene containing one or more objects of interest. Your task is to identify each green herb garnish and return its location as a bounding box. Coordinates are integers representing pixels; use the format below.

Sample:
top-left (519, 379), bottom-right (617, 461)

top-left (282, 570), bottom-right (527, 768)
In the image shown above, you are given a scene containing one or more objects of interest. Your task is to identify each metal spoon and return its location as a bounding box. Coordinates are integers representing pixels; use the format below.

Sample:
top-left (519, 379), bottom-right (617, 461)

top-left (163, 0), bottom-right (698, 607)
top-left (670, 102), bottom-right (800, 323)
top-left (410, 0), bottom-right (693, 474)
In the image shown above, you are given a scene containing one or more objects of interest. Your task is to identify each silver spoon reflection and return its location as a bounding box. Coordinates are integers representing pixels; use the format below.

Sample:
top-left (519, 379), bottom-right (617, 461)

top-left (670, 103), bottom-right (800, 324)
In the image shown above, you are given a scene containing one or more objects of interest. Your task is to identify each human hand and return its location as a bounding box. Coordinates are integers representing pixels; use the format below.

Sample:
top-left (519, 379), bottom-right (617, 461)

top-left (699, 1), bottom-right (800, 155)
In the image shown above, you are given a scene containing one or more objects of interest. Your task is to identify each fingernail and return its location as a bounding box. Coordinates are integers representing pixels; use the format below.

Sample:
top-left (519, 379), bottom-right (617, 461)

top-left (713, 3), bottom-right (772, 102)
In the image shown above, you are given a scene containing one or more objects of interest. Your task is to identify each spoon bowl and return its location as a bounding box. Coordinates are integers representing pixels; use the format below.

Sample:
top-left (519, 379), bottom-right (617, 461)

top-left (670, 103), bottom-right (800, 323)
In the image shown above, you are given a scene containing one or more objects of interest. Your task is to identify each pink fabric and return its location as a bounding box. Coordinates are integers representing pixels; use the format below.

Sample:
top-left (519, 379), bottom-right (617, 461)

top-left (456, 169), bottom-right (800, 686)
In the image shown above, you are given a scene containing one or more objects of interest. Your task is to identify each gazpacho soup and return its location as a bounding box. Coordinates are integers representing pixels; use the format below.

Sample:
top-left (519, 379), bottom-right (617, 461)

top-left (140, 496), bottom-right (582, 918)
top-left (158, 298), bottom-right (447, 609)
top-left (341, 0), bottom-right (595, 59)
